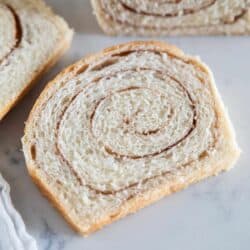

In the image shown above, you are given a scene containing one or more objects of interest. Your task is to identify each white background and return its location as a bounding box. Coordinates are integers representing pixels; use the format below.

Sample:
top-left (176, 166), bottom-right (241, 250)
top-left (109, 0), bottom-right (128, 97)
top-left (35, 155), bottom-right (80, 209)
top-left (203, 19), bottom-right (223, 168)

top-left (0, 1), bottom-right (250, 249)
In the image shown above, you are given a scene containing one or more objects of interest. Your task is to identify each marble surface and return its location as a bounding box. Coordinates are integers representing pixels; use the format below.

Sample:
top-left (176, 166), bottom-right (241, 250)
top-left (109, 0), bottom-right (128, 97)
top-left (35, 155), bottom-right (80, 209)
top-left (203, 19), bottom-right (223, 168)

top-left (0, 1), bottom-right (250, 249)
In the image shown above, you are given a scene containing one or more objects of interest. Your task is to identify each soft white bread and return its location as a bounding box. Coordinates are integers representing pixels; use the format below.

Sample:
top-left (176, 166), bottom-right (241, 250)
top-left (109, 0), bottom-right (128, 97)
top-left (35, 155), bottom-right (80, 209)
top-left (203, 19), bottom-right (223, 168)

top-left (0, 0), bottom-right (73, 120)
top-left (22, 41), bottom-right (240, 236)
top-left (91, 0), bottom-right (250, 35)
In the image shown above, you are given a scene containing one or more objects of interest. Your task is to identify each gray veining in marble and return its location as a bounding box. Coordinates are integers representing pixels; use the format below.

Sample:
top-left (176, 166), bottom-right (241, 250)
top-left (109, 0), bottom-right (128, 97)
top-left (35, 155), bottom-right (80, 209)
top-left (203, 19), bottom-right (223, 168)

top-left (0, 1), bottom-right (250, 249)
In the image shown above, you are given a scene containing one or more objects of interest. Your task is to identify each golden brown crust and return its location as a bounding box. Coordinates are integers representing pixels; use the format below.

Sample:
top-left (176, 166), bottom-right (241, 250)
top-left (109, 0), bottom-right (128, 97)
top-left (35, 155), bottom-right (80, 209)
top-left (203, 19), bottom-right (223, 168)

top-left (28, 167), bottom-right (87, 235)
top-left (23, 40), bottom-right (240, 236)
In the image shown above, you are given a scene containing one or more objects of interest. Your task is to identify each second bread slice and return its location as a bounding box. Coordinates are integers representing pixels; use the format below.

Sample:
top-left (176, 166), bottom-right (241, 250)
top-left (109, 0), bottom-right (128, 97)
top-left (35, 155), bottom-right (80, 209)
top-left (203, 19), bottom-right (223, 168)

top-left (0, 0), bottom-right (73, 120)
top-left (91, 0), bottom-right (250, 36)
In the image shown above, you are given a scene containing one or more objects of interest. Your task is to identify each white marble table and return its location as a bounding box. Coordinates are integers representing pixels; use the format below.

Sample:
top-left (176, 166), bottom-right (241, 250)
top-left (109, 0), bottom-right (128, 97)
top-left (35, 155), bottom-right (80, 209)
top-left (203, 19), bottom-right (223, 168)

top-left (0, 1), bottom-right (250, 249)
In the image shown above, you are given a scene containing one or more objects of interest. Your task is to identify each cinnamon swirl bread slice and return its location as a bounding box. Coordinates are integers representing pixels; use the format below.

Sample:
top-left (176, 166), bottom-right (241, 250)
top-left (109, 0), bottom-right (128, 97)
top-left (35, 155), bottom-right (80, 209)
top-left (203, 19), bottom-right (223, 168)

top-left (0, 0), bottom-right (73, 120)
top-left (22, 41), bottom-right (240, 236)
top-left (91, 0), bottom-right (250, 35)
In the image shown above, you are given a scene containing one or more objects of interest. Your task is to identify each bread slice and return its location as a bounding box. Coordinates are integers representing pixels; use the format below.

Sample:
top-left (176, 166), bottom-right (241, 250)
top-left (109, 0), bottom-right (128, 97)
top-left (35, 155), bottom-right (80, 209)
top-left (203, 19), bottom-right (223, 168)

top-left (0, 0), bottom-right (73, 120)
top-left (22, 41), bottom-right (240, 236)
top-left (91, 0), bottom-right (250, 35)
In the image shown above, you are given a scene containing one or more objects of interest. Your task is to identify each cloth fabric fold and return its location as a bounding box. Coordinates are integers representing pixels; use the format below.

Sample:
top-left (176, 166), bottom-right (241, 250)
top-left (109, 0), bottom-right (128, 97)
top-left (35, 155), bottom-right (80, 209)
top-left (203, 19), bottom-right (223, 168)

top-left (0, 174), bottom-right (37, 250)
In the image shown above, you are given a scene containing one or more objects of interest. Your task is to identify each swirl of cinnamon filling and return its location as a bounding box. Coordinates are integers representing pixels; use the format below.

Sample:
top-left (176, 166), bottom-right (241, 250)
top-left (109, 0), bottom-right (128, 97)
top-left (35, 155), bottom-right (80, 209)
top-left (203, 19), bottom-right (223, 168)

top-left (27, 44), bottom-right (219, 196)
top-left (0, 4), bottom-right (22, 65)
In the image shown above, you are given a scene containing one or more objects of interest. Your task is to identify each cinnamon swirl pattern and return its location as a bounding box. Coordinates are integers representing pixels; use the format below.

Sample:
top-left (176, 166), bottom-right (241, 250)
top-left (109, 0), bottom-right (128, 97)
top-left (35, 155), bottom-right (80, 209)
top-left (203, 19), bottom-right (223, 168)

top-left (91, 0), bottom-right (250, 35)
top-left (22, 41), bottom-right (240, 235)
top-left (0, 0), bottom-right (72, 120)
top-left (0, 4), bottom-right (22, 65)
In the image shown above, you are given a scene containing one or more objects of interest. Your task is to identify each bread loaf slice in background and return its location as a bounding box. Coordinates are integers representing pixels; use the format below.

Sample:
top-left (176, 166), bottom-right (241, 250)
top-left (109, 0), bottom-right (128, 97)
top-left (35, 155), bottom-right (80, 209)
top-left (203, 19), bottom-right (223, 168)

top-left (22, 41), bottom-right (240, 236)
top-left (91, 0), bottom-right (250, 36)
top-left (0, 0), bottom-right (73, 120)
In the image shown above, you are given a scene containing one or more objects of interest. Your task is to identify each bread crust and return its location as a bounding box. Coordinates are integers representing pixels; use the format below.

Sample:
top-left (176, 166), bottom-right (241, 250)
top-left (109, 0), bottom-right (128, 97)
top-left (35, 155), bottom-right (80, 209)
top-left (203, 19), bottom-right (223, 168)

top-left (23, 41), bottom-right (240, 236)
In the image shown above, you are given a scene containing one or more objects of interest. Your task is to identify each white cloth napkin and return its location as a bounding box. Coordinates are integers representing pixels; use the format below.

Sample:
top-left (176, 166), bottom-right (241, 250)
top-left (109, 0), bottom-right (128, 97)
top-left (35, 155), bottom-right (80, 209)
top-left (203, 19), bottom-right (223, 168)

top-left (0, 174), bottom-right (37, 250)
